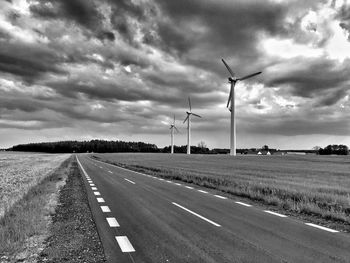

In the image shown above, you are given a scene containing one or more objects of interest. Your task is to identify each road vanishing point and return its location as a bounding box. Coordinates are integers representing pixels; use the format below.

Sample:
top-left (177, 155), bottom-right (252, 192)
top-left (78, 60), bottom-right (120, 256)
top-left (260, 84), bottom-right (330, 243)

top-left (76, 155), bottom-right (350, 263)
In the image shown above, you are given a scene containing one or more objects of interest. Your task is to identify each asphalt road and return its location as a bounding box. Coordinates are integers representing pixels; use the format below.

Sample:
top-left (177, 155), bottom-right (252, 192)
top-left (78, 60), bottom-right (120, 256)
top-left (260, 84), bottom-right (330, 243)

top-left (76, 155), bottom-right (350, 263)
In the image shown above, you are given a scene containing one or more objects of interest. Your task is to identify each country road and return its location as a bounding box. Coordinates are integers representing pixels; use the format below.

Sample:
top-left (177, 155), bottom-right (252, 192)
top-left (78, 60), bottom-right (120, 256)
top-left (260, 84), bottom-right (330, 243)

top-left (76, 154), bottom-right (350, 263)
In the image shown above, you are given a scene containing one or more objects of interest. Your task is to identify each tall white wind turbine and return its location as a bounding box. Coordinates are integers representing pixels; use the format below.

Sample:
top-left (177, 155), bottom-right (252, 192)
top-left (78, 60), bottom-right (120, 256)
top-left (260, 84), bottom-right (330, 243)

top-left (169, 115), bottom-right (179, 154)
top-left (183, 97), bottom-right (201, 155)
top-left (222, 58), bottom-right (262, 156)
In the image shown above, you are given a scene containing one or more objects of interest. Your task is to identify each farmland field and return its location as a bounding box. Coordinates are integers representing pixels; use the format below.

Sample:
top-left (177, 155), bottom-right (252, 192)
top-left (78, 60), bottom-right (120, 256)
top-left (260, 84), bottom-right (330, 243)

top-left (0, 152), bottom-right (70, 218)
top-left (92, 153), bottom-right (350, 228)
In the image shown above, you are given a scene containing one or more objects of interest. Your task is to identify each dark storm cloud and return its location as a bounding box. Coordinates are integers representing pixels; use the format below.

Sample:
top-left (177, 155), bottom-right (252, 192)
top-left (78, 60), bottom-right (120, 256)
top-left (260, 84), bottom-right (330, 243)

top-left (265, 57), bottom-right (350, 106)
top-left (0, 42), bottom-right (66, 82)
top-left (153, 0), bottom-right (287, 64)
top-left (28, 0), bottom-right (114, 41)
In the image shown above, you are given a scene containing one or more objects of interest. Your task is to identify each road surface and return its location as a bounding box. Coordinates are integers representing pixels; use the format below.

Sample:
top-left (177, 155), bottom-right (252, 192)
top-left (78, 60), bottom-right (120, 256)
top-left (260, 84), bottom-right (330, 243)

top-left (76, 155), bottom-right (350, 263)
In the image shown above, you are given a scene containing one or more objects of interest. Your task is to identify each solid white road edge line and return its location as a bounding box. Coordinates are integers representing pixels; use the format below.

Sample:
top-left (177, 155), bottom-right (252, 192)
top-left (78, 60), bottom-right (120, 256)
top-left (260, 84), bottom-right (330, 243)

top-left (101, 206), bottom-right (111, 212)
top-left (124, 178), bottom-right (136, 184)
top-left (214, 195), bottom-right (227, 199)
top-left (264, 210), bottom-right (287, 218)
top-left (106, 217), bottom-right (120, 227)
top-left (97, 197), bottom-right (105, 203)
top-left (172, 202), bottom-right (221, 227)
top-left (235, 201), bottom-right (252, 207)
top-left (198, 190), bottom-right (208, 194)
top-left (94, 191), bottom-right (101, 196)
top-left (115, 236), bottom-right (135, 252)
top-left (305, 223), bottom-right (339, 233)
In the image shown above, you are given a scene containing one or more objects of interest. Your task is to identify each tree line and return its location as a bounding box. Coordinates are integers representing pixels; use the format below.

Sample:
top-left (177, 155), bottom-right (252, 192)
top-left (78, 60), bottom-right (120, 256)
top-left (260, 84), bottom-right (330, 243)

top-left (8, 140), bottom-right (159, 153)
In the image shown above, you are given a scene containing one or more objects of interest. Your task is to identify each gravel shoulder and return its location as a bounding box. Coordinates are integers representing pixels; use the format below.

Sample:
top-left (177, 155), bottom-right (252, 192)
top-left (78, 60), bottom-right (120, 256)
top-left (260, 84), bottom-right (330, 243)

top-left (37, 157), bottom-right (106, 263)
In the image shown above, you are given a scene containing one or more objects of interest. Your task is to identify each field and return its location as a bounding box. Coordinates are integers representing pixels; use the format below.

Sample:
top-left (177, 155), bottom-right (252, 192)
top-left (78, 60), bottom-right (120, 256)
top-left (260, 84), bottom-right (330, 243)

top-left (93, 153), bottom-right (350, 227)
top-left (0, 152), bottom-right (70, 218)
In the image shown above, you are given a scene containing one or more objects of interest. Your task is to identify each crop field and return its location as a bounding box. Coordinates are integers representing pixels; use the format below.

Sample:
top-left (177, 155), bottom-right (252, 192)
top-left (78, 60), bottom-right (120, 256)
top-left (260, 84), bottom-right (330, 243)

top-left (93, 153), bottom-right (350, 227)
top-left (0, 152), bottom-right (70, 218)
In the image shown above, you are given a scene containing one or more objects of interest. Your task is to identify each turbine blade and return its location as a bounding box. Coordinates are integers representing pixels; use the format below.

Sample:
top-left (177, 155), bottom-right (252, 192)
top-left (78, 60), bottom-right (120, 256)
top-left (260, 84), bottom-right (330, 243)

top-left (227, 85), bottom-right (232, 108)
top-left (192, 113), bottom-right (202, 118)
top-left (183, 115), bottom-right (189, 123)
top-left (238, 71), bottom-right (262, 81)
top-left (188, 97), bottom-right (192, 111)
top-left (222, 59), bottom-right (235, 77)
top-left (174, 127), bottom-right (180, 133)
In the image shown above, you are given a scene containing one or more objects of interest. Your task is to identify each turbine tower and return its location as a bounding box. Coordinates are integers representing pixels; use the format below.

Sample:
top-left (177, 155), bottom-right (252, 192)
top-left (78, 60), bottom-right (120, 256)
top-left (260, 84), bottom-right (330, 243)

top-left (169, 115), bottom-right (179, 154)
top-left (183, 97), bottom-right (201, 155)
top-left (222, 58), bottom-right (262, 156)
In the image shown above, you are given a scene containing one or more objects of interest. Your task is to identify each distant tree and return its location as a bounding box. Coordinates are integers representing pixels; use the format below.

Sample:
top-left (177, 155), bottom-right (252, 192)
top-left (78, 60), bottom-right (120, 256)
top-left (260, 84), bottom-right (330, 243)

top-left (318, 144), bottom-right (349, 155)
top-left (198, 141), bottom-right (207, 149)
top-left (312, 146), bottom-right (321, 151)
top-left (262, 145), bottom-right (269, 151)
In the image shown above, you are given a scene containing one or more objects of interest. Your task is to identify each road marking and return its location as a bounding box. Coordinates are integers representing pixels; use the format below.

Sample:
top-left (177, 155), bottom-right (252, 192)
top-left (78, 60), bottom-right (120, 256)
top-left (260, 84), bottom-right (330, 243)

top-left (198, 190), bottom-right (208, 194)
top-left (124, 178), bottom-right (135, 184)
top-left (214, 195), bottom-right (227, 199)
top-left (108, 171), bottom-right (113, 174)
top-left (174, 183), bottom-right (182, 186)
top-left (97, 198), bottom-right (105, 203)
top-left (235, 201), bottom-right (252, 207)
top-left (264, 210), bottom-right (287, 218)
top-left (159, 178), bottom-right (164, 181)
top-left (91, 187), bottom-right (98, 190)
top-left (106, 217), bottom-right (120, 227)
top-left (90, 184), bottom-right (95, 186)
top-left (305, 223), bottom-right (339, 233)
top-left (115, 236), bottom-right (135, 252)
top-left (166, 180), bottom-right (172, 183)
top-left (94, 191), bottom-right (101, 196)
top-left (172, 202), bottom-right (221, 227)
top-left (185, 186), bottom-right (194, 189)
top-left (101, 206), bottom-right (111, 212)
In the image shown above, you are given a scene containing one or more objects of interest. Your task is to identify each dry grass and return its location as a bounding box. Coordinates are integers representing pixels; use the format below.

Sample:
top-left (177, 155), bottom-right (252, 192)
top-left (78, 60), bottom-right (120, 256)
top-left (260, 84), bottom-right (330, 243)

top-left (0, 155), bottom-right (71, 260)
top-left (0, 152), bottom-right (69, 219)
top-left (93, 153), bottom-right (350, 226)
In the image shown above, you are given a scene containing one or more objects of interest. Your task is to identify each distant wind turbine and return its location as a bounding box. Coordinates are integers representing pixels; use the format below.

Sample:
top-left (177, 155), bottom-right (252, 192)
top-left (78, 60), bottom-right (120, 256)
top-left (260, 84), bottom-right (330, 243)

top-left (222, 58), bottom-right (262, 156)
top-left (183, 97), bottom-right (201, 155)
top-left (169, 115), bottom-right (179, 154)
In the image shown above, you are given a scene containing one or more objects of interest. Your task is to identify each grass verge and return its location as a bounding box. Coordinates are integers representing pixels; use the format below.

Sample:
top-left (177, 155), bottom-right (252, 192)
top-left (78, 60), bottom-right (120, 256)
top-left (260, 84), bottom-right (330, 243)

top-left (0, 156), bottom-right (71, 262)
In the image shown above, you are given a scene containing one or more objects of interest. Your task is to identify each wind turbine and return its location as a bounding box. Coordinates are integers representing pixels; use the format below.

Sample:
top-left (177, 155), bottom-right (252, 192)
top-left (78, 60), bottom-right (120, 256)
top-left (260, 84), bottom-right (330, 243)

top-left (169, 115), bottom-right (179, 154)
top-left (222, 58), bottom-right (262, 156)
top-left (183, 97), bottom-right (201, 155)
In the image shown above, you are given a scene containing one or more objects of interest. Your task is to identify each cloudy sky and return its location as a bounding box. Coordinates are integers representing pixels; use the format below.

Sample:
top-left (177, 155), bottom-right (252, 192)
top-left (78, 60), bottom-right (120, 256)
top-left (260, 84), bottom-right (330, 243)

top-left (0, 0), bottom-right (350, 150)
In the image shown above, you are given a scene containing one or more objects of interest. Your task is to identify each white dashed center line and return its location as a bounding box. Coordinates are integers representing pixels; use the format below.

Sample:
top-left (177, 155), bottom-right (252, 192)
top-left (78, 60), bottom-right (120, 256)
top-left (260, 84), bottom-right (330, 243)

top-left (115, 236), bottom-right (135, 252)
top-left (264, 210), bottom-right (287, 218)
top-left (214, 195), bottom-right (227, 199)
top-left (101, 206), bottom-right (111, 212)
top-left (185, 186), bottom-right (194, 189)
top-left (106, 217), bottom-right (120, 227)
top-left (198, 190), bottom-right (208, 194)
top-left (97, 197), bottom-right (105, 203)
top-left (166, 180), bottom-right (172, 183)
top-left (305, 223), bottom-right (339, 233)
top-left (235, 201), bottom-right (252, 207)
top-left (172, 202), bottom-right (221, 227)
top-left (124, 178), bottom-right (136, 184)
top-left (108, 171), bottom-right (113, 174)
top-left (174, 183), bottom-right (182, 186)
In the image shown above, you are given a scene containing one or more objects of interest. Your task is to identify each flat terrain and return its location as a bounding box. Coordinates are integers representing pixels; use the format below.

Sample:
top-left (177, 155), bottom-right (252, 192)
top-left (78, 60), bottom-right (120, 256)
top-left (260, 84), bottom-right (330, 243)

top-left (77, 154), bottom-right (350, 262)
top-left (92, 153), bottom-right (350, 229)
top-left (0, 152), bottom-right (69, 218)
